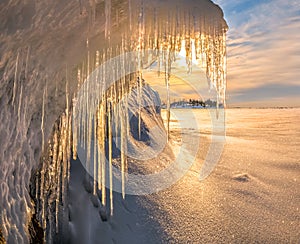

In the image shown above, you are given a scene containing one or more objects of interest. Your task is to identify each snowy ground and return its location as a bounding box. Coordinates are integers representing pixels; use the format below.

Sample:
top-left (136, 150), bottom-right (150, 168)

top-left (67, 108), bottom-right (300, 243)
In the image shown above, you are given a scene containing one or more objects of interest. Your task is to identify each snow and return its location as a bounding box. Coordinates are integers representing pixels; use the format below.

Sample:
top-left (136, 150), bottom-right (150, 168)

top-left (68, 108), bottom-right (300, 243)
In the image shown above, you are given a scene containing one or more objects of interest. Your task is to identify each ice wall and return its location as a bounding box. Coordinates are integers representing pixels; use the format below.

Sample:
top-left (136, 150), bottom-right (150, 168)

top-left (0, 0), bottom-right (227, 242)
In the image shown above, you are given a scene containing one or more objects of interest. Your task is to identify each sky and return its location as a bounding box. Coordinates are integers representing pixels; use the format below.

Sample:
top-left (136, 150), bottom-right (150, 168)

top-left (212, 0), bottom-right (300, 107)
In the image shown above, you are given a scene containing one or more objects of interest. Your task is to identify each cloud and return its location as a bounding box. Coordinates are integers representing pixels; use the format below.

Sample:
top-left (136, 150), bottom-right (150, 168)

top-left (213, 0), bottom-right (300, 106)
top-left (230, 83), bottom-right (300, 102)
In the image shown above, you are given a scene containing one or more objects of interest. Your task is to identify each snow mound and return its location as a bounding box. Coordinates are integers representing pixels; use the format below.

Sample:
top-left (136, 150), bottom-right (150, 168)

top-left (233, 173), bottom-right (251, 182)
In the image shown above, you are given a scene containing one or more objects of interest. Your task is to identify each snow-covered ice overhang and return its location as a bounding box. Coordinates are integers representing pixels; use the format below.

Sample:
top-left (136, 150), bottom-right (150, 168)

top-left (0, 0), bottom-right (227, 243)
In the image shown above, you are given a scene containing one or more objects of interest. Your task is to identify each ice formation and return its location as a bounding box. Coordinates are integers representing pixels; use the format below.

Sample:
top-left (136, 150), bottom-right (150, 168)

top-left (0, 0), bottom-right (227, 242)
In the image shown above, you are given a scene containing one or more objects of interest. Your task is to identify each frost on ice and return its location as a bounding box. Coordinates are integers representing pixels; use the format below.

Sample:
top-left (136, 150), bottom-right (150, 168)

top-left (0, 0), bottom-right (227, 242)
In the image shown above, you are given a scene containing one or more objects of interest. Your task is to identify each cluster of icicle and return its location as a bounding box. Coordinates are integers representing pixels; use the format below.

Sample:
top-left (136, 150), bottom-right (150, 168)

top-left (71, 0), bottom-right (228, 217)
top-left (72, 44), bottom-right (136, 216)
top-left (34, 81), bottom-right (72, 242)
top-left (33, 0), bottom-right (227, 242)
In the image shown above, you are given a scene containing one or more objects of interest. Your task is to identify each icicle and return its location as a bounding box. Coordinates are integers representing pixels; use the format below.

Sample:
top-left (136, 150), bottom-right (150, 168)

top-left (65, 65), bottom-right (69, 118)
top-left (108, 101), bottom-right (113, 215)
top-left (51, 127), bottom-right (59, 233)
top-left (40, 86), bottom-right (47, 240)
top-left (93, 113), bottom-right (98, 195)
top-left (62, 115), bottom-right (67, 229)
top-left (35, 171), bottom-right (39, 220)
top-left (120, 105), bottom-right (127, 199)
top-left (41, 87), bottom-right (46, 153)
top-left (72, 96), bottom-right (78, 160)
top-left (137, 0), bottom-right (145, 140)
top-left (72, 68), bottom-right (80, 161)
top-left (185, 37), bottom-right (192, 74)
top-left (87, 39), bottom-right (90, 80)
top-left (101, 103), bottom-right (106, 206)
top-left (113, 68), bottom-right (119, 148)
top-left (86, 110), bottom-right (92, 180)
top-left (56, 124), bottom-right (63, 233)
top-left (40, 87), bottom-right (46, 227)
top-left (67, 111), bottom-right (72, 181)
top-left (17, 83), bottom-right (23, 126)
top-left (85, 42), bottom-right (93, 181)
top-left (119, 41), bottom-right (128, 199)
top-left (101, 52), bottom-right (107, 206)
top-left (62, 66), bottom-right (69, 208)
top-left (165, 51), bottom-right (171, 140)
top-left (52, 131), bottom-right (58, 189)
top-left (96, 108), bottom-right (102, 192)
top-left (137, 77), bottom-right (142, 140)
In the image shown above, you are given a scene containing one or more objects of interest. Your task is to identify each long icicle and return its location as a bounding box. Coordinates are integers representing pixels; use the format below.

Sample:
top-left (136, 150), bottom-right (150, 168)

top-left (165, 51), bottom-right (171, 140)
top-left (93, 113), bottom-right (98, 195)
top-left (40, 86), bottom-right (46, 236)
top-left (97, 107), bottom-right (102, 192)
top-left (108, 100), bottom-right (113, 215)
top-left (56, 121), bottom-right (63, 234)
top-left (101, 52), bottom-right (107, 206)
top-left (121, 103), bottom-right (127, 199)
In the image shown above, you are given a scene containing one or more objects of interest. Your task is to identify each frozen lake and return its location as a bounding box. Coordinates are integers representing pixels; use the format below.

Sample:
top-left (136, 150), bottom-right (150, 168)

top-left (153, 108), bottom-right (300, 242)
top-left (69, 108), bottom-right (300, 243)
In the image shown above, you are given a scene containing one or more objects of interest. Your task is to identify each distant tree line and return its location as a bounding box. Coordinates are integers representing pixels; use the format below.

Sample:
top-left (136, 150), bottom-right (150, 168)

top-left (188, 99), bottom-right (206, 107)
top-left (182, 99), bottom-right (219, 107)
top-left (166, 98), bottom-right (222, 108)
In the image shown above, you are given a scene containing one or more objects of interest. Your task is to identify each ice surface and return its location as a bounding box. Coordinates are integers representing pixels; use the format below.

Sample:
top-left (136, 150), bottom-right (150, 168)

top-left (0, 0), bottom-right (227, 242)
